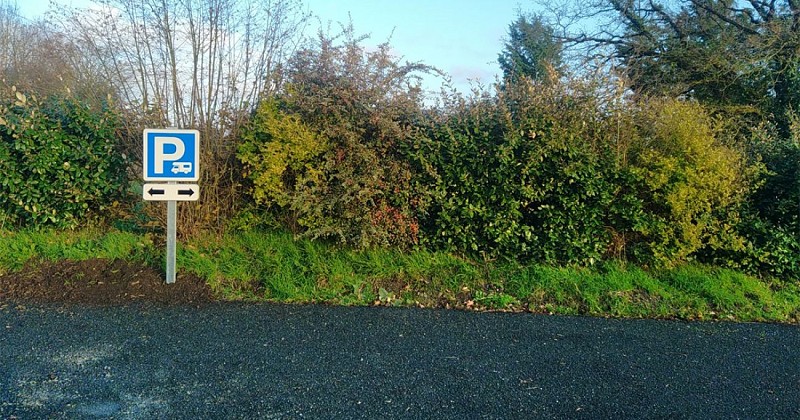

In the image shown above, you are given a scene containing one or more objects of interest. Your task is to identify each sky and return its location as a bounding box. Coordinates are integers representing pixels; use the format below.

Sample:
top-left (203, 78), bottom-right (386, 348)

top-left (17, 0), bottom-right (534, 95)
top-left (305, 0), bottom-right (532, 93)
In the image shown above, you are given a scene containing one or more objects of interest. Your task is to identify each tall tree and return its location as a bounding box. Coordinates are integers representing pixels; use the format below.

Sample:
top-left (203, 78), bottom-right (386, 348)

top-left (55, 0), bottom-right (310, 130)
top-left (549, 0), bottom-right (800, 131)
top-left (0, 1), bottom-right (102, 99)
top-left (498, 13), bottom-right (562, 83)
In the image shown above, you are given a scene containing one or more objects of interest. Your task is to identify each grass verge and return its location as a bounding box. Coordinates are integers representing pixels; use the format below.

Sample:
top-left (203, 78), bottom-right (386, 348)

top-left (0, 228), bottom-right (157, 272)
top-left (1, 228), bottom-right (798, 323)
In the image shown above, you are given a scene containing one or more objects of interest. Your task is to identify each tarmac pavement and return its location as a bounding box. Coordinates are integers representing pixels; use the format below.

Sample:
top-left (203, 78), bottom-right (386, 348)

top-left (1, 302), bottom-right (798, 418)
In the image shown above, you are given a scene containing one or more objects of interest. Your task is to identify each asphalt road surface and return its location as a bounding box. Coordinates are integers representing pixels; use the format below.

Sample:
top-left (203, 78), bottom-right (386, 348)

top-left (1, 302), bottom-right (798, 419)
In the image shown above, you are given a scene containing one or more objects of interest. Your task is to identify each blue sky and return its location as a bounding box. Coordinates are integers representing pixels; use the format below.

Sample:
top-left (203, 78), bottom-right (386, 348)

top-left (19, 0), bottom-right (533, 94)
top-left (306, 0), bottom-right (531, 93)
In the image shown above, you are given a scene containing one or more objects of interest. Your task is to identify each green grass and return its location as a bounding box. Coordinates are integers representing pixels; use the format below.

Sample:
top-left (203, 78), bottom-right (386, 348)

top-left (178, 230), bottom-right (481, 305)
top-left (1, 227), bottom-right (799, 323)
top-left (0, 228), bottom-right (157, 273)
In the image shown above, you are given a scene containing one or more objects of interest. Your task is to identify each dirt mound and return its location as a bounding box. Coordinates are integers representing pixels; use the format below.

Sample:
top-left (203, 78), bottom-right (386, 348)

top-left (0, 259), bottom-right (214, 305)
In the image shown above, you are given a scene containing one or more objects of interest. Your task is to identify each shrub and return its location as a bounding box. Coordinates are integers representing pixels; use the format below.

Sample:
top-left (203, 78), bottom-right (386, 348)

top-left (0, 88), bottom-right (128, 229)
top-left (627, 99), bottom-right (752, 266)
top-left (239, 27), bottom-right (429, 248)
top-left (745, 113), bottom-right (800, 230)
top-left (238, 98), bottom-right (326, 216)
top-left (410, 78), bottom-right (626, 265)
top-left (713, 111), bottom-right (800, 279)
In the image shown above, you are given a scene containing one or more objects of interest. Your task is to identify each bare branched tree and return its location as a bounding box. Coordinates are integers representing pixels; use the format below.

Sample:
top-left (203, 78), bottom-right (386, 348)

top-left (50, 0), bottom-right (311, 233)
top-left (55, 0), bottom-right (309, 128)
top-left (542, 0), bottom-right (800, 128)
top-left (0, 1), bottom-right (99, 98)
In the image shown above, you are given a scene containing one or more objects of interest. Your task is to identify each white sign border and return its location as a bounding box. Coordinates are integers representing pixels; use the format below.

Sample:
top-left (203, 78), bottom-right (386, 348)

top-left (142, 183), bottom-right (201, 201)
top-left (142, 128), bottom-right (201, 182)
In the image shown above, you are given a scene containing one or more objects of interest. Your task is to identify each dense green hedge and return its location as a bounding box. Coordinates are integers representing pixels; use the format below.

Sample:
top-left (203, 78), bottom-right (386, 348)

top-left (239, 64), bottom-right (763, 271)
top-left (0, 91), bottom-right (128, 229)
top-left (235, 30), bottom-right (790, 275)
top-left (410, 87), bottom-right (755, 268)
top-left (410, 82), bottom-right (621, 265)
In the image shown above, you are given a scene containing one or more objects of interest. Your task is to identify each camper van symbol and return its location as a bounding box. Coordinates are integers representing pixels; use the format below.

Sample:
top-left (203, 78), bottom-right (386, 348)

top-left (171, 162), bottom-right (193, 174)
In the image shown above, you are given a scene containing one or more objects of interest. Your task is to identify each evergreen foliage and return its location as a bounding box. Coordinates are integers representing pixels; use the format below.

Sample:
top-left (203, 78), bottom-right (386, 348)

top-left (498, 14), bottom-right (562, 83)
top-left (0, 89), bottom-right (128, 229)
top-left (411, 79), bottom-right (619, 265)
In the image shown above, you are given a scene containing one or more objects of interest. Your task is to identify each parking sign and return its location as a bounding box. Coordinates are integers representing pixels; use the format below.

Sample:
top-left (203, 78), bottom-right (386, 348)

top-left (143, 128), bottom-right (200, 181)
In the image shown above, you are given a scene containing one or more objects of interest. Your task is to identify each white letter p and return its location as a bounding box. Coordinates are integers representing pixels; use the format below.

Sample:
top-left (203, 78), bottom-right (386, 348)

top-left (154, 136), bottom-right (185, 174)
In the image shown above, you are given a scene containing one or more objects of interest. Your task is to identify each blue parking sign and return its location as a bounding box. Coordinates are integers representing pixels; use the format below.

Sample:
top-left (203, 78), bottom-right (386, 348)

top-left (143, 129), bottom-right (200, 181)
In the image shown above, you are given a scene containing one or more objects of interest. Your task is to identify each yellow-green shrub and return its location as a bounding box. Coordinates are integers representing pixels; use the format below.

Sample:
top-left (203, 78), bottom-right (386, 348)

top-left (629, 99), bottom-right (751, 265)
top-left (238, 99), bottom-right (326, 209)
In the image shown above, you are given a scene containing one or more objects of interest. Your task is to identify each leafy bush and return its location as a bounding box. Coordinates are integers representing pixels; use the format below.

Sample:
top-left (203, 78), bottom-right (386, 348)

top-left (410, 79), bottom-right (627, 265)
top-left (238, 99), bottom-right (327, 222)
top-left (409, 84), bottom-right (754, 268)
top-left (746, 113), bottom-right (800, 230)
top-left (0, 89), bottom-right (128, 229)
top-left (714, 112), bottom-right (800, 279)
top-left (239, 27), bottom-right (429, 248)
top-left (238, 33), bottom-right (761, 272)
top-left (627, 99), bottom-right (752, 266)
top-left (722, 216), bottom-right (800, 279)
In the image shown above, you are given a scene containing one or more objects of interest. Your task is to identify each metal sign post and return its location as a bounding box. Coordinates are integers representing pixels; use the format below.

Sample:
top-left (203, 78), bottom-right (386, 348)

top-left (142, 129), bottom-right (200, 284)
top-left (166, 185), bottom-right (177, 284)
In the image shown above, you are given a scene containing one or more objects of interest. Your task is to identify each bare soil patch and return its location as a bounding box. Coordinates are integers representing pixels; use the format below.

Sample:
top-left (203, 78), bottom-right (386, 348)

top-left (0, 259), bottom-right (213, 305)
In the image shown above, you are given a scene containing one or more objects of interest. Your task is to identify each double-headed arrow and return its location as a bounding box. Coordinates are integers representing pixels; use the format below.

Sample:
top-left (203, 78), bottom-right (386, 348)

top-left (147, 187), bottom-right (196, 196)
top-left (143, 184), bottom-right (200, 201)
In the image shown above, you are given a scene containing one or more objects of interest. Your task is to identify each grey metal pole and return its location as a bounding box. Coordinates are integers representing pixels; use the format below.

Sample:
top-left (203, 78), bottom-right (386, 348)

top-left (166, 196), bottom-right (177, 284)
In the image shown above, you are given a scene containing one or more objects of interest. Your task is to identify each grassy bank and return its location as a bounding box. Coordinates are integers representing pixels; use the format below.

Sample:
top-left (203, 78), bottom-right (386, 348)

top-left (1, 228), bottom-right (799, 323)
